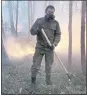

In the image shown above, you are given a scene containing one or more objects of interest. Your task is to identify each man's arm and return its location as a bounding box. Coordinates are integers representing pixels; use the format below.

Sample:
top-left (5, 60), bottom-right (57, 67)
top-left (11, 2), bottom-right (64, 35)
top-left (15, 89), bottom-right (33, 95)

top-left (53, 21), bottom-right (61, 46)
top-left (30, 18), bottom-right (40, 35)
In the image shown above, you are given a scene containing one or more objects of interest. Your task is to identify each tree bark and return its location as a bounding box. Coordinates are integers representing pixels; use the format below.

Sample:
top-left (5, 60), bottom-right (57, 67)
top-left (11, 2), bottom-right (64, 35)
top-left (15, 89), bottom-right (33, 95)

top-left (49, 1), bottom-right (53, 5)
top-left (8, 1), bottom-right (16, 36)
top-left (28, 1), bottom-right (32, 40)
top-left (32, 1), bottom-right (35, 24)
top-left (1, 14), bottom-right (5, 39)
top-left (31, 1), bottom-right (33, 26)
top-left (15, 1), bottom-right (19, 36)
top-left (86, 1), bottom-right (87, 70)
top-left (1, 15), bottom-right (10, 65)
top-left (68, 1), bottom-right (73, 72)
top-left (81, 1), bottom-right (86, 76)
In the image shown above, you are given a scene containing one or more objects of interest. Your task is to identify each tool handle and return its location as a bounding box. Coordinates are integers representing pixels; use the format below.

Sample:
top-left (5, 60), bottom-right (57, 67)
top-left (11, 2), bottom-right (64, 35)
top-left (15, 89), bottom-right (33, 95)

top-left (54, 52), bottom-right (69, 74)
top-left (41, 28), bottom-right (52, 46)
top-left (41, 28), bottom-right (70, 77)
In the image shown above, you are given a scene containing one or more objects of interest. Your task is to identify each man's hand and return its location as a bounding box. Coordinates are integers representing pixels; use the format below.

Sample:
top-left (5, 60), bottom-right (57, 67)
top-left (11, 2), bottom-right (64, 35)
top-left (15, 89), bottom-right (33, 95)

top-left (49, 44), bottom-right (55, 50)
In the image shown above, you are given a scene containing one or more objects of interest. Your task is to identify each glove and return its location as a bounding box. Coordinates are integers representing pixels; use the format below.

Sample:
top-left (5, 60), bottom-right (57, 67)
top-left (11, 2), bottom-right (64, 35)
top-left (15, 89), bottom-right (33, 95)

top-left (49, 44), bottom-right (55, 50)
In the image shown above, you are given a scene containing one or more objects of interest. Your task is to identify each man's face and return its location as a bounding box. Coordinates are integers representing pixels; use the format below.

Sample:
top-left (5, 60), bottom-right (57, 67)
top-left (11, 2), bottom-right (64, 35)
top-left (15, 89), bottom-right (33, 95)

top-left (46, 8), bottom-right (55, 15)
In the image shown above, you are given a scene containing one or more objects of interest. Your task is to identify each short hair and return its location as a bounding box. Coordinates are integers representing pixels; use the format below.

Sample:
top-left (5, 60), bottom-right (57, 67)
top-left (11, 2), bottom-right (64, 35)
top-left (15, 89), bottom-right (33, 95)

top-left (45, 5), bottom-right (55, 13)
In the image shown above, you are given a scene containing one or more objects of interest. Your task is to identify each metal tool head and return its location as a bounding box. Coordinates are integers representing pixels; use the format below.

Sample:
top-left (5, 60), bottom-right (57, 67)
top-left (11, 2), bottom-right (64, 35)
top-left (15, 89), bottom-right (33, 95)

top-left (66, 73), bottom-right (75, 82)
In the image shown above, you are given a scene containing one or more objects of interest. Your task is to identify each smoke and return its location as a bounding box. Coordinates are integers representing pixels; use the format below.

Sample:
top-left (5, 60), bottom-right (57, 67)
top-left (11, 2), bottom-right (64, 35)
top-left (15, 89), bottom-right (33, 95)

top-left (3, 36), bottom-right (35, 60)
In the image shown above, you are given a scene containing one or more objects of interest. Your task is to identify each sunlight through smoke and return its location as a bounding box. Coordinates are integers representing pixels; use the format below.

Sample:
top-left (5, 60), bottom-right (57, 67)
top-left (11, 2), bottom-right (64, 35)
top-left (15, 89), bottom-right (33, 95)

top-left (3, 37), bottom-right (35, 60)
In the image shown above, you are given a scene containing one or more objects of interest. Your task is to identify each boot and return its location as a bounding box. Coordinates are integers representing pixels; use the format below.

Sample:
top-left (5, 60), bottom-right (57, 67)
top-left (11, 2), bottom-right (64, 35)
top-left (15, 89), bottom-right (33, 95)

top-left (31, 77), bottom-right (36, 84)
top-left (46, 80), bottom-right (52, 85)
top-left (46, 74), bottom-right (52, 85)
top-left (30, 77), bottom-right (36, 94)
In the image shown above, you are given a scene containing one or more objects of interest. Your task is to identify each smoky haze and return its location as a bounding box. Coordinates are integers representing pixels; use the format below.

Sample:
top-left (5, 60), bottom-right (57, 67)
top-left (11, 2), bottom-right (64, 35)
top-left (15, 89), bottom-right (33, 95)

top-left (1, 1), bottom-right (86, 94)
top-left (2, 1), bottom-right (84, 72)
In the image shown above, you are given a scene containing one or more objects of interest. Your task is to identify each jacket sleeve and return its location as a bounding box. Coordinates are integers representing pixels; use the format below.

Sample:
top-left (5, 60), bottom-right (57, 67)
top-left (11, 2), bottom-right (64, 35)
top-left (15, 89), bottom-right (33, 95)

top-left (53, 21), bottom-right (61, 46)
top-left (30, 18), bottom-right (40, 35)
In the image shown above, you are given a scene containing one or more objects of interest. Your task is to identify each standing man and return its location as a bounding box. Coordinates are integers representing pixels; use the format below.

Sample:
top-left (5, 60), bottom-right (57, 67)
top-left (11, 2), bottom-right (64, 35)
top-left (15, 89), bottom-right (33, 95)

top-left (30, 5), bottom-right (61, 85)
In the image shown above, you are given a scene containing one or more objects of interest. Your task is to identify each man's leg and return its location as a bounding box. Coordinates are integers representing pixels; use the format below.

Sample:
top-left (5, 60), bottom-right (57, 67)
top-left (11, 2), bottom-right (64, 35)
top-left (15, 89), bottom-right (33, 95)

top-left (45, 49), bottom-right (54, 85)
top-left (31, 48), bottom-right (44, 84)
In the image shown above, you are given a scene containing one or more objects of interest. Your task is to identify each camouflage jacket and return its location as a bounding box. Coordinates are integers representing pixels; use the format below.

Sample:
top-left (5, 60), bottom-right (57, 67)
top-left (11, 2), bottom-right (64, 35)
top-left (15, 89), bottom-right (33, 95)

top-left (30, 17), bottom-right (61, 49)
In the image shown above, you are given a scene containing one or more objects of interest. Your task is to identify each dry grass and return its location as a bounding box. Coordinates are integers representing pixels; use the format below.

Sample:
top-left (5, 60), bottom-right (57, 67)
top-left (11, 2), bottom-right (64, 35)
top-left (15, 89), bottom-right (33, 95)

top-left (2, 57), bottom-right (86, 94)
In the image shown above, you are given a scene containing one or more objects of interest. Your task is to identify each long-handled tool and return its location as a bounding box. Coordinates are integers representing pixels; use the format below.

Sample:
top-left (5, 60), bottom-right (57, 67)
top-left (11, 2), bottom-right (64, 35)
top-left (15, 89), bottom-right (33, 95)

top-left (41, 28), bottom-right (75, 82)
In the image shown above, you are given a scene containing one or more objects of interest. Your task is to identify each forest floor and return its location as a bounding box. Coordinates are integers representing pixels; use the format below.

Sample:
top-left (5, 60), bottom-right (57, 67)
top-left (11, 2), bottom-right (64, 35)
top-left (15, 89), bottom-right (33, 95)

top-left (2, 57), bottom-right (86, 94)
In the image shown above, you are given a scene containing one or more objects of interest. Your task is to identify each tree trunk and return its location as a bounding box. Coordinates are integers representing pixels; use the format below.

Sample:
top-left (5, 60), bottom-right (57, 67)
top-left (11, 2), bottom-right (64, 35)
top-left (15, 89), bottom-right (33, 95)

top-left (81, 1), bottom-right (86, 76)
top-left (44, 1), bottom-right (49, 8)
top-left (44, 1), bottom-right (47, 7)
top-left (1, 14), bottom-right (5, 39)
top-left (1, 16), bottom-right (10, 65)
top-left (28, 1), bottom-right (32, 40)
top-left (86, 1), bottom-right (87, 71)
top-left (68, 1), bottom-right (72, 72)
top-left (32, 1), bottom-right (35, 24)
top-left (8, 1), bottom-right (16, 36)
top-left (49, 1), bottom-right (53, 5)
top-left (15, 1), bottom-right (19, 36)
top-left (31, 1), bottom-right (33, 26)
top-left (28, 1), bottom-right (30, 40)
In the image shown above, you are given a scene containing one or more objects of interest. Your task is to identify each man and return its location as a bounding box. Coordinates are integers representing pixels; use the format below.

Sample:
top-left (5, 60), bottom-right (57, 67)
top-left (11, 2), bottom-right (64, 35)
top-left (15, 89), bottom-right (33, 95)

top-left (30, 5), bottom-right (61, 85)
